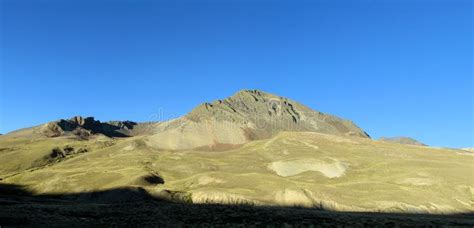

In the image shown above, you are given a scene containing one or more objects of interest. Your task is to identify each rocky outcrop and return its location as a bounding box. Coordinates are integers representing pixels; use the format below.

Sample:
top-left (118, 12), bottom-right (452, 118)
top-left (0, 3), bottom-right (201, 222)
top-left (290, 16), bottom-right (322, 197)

top-left (379, 137), bottom-right (426, 146)
top-left (42, 116), bottom-right (137, 139)
top-left (187, 89), bottom-right (369, 138)
top-left (49, 145), bottom-right (88, 160)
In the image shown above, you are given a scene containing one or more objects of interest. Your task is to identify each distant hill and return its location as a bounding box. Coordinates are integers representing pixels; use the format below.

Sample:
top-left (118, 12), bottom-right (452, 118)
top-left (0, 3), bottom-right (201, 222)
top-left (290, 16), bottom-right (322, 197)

top-left (379, 137), bottom-right (426, 146)
top-left (41, 116), bottom-right (137, 138)
top-left (4, 116), bottom-right (154, 139)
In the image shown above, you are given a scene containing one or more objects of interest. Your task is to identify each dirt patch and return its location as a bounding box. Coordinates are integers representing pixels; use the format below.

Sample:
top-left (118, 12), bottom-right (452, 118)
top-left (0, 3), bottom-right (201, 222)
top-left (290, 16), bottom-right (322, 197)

top-left (122, 139), bottom-right (148, 151)
top-left (274, 189), bottom-right (315, 207)
top-left (268, 159), bottom-right (348, 178)
top-left (197, 176), bottom-right (225, 186)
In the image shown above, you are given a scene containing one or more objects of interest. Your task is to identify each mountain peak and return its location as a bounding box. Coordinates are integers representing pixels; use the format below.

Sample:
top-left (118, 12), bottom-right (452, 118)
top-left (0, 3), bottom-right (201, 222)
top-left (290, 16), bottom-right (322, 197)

top-left (146, 90), bottom-right (370, 150)
top-left (187, 89), bottom-right (302, 123)
top-left (231, 89), bottom-right (280, 101)
top-left (233, 89), bottom-right (270, 97)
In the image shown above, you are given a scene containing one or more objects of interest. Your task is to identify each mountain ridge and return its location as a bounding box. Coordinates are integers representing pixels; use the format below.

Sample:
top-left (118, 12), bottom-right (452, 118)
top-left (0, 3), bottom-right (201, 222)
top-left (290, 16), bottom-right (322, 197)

top-left (3, 89), bottom-right (369, 150)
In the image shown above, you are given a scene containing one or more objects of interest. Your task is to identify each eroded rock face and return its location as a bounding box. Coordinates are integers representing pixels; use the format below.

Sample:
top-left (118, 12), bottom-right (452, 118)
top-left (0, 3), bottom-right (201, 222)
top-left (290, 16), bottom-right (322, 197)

top-left (42, 116), bottom-right (137, 139)
top-left (188, 90), bottom-right (369, 138)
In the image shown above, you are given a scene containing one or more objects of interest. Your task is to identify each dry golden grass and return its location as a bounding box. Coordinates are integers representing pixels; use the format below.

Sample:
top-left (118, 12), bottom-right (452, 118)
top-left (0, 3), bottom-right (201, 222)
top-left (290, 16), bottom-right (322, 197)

top-left (0, 131), bottom-right (472, 214)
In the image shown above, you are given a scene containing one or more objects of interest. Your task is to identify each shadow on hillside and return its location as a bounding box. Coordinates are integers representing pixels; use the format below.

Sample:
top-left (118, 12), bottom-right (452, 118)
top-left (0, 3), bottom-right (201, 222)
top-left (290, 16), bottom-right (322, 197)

top-left (100, 122), bottom-right (133, 138)
top-left (0, 183), bottom-right (472, 226)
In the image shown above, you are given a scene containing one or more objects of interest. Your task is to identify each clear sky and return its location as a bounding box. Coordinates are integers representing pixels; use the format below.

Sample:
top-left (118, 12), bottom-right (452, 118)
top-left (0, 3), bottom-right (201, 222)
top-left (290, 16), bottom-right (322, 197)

top-left (0, 0), bottom-right (472, 148)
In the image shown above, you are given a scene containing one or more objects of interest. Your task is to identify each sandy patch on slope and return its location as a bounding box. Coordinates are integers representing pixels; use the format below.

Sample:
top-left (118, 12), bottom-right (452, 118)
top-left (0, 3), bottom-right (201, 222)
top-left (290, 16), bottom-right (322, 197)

top-left (302, 141), bottom-right (319, 150)
top-left (122, 144), bottom-right (135, 151)
top-left (274, 188), bottom-right (364, 210)
top-left (274, 189), bottom-right (314, 207)
top-left (197, 175), bottom-right (225, 186)
top-left (268, 159), bottom-right (348, 178)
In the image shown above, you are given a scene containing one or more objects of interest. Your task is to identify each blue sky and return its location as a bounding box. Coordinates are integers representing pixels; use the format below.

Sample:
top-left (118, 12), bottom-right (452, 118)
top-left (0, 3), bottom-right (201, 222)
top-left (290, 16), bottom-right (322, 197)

top-left (0, 0), bottom-right (472, 148)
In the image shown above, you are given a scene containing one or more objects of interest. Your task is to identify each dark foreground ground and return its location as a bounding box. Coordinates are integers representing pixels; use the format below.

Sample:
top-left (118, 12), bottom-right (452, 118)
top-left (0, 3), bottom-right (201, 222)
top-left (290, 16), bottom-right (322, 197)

top-left (0, 184), bottom-right (473, 227)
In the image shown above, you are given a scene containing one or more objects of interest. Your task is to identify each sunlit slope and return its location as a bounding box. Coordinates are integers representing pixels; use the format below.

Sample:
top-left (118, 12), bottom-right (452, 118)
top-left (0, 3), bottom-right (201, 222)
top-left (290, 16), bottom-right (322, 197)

top-left (1, 132), bottom-right (473, 213)
top-left (0, 135), bottom-right (116, 177)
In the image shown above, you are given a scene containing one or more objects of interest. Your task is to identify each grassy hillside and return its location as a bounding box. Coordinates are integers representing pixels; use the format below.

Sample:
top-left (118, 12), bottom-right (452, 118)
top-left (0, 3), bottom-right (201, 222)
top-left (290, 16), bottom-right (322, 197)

top-left (1, 131), bottom-right (472, 214)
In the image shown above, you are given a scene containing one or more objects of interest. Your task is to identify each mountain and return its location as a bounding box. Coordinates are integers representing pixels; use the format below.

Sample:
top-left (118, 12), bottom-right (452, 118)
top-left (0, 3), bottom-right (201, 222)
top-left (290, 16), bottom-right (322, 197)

top-left (379, 137), bottom-right (426, 146)
top-left (1, 89), bottom-right (472, 219)
top-left (146, 89), bottom-right (369, 150)
top-left (3, 90), bottom-right (368, 150)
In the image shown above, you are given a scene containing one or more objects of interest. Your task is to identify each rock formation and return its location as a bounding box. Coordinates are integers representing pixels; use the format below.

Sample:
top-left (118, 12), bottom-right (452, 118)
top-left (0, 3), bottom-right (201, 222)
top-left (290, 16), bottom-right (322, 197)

top-left (41, 116), bottom-right (137, 138)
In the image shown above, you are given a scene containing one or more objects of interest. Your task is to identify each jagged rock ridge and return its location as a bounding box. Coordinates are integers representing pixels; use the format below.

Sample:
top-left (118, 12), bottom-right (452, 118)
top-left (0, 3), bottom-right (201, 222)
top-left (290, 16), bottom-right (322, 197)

top-left (42, 116), bottom-right (137, 138)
